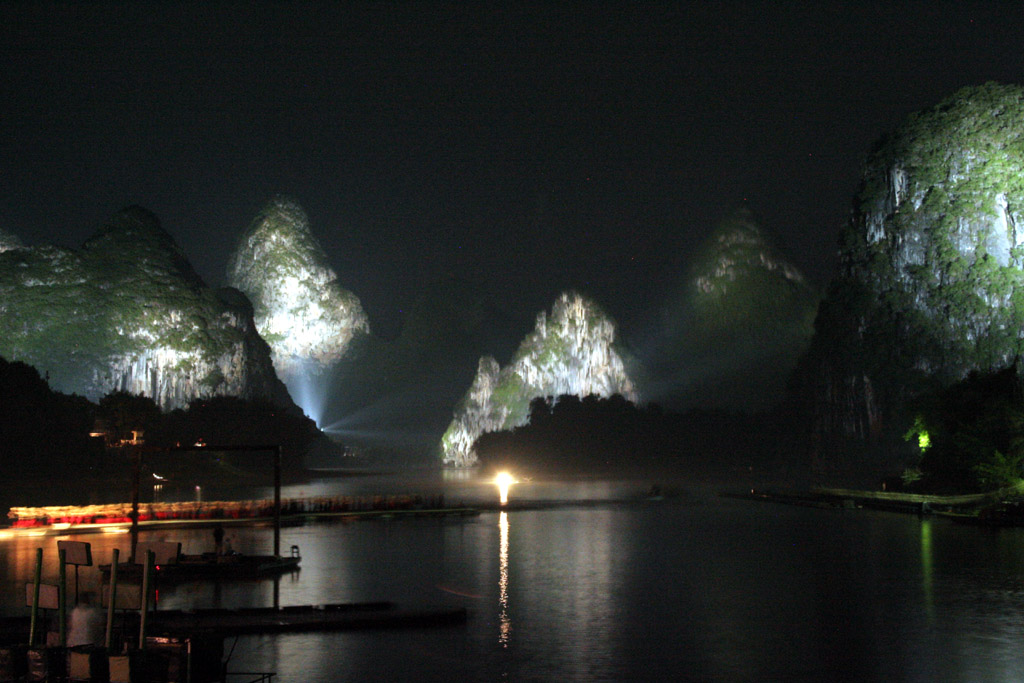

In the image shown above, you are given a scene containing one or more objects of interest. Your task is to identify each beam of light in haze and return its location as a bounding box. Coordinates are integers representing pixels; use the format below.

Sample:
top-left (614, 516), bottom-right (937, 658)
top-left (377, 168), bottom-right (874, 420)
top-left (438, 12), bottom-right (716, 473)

top-left (320, 386), bottom-right (432, 432)
top-left (321, 426), bottom-right (440, 448)
top-left (284, 363), bottom-right (338, 428)
top-left (320, 388), bottom-right (445, 448)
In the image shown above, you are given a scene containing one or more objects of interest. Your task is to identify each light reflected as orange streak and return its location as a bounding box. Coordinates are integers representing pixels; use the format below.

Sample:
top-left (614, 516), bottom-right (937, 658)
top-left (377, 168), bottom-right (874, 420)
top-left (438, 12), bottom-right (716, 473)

top-left (499, 510), bottom-right (510, 646)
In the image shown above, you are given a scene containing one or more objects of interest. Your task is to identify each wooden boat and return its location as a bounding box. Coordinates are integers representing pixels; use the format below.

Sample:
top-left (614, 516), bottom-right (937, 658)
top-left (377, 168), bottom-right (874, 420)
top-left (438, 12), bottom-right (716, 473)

top-left (100, 546), bottom-right (301, 582)
top-left (946, 500), bottom-right (1024, 527)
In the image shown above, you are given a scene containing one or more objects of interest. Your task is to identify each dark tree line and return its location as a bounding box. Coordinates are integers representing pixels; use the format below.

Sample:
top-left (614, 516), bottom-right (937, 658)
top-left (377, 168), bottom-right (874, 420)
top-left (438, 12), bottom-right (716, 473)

top-left (902, 366), bottom-right (1024, 493)
top-left (0, 357), bottom-right (100, 476)
top-left (474, 393), bottom-right (794, 478)
top-left (0, 355), bottom-right (325, 480)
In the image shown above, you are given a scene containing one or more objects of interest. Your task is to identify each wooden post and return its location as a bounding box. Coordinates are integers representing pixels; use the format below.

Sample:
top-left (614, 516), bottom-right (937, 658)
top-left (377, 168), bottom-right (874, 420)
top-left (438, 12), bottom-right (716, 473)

top-left (28, 548), bottom-right (42, 647)
top-left (58, 548), bottom-right (67, 647)
top-left (105, 548), bottom-right (119, 650)
top-left (274, 445), bottom-right (281, 557)
top-left (138, 549), bottom-right (153, 650)
top-left (130, 447), bottom-right (140, 564)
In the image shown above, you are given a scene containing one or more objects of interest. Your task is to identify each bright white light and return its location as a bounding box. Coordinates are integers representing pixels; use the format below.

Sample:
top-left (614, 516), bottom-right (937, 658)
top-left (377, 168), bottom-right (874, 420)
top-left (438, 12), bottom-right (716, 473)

top-left (494, 471), bottom-right (517, 505)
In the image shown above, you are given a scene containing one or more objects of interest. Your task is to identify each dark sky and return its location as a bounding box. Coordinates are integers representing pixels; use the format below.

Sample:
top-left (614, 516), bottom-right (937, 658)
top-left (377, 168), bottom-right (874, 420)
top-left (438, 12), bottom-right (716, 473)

top-left (2, 2), bottom-right (1021, 339)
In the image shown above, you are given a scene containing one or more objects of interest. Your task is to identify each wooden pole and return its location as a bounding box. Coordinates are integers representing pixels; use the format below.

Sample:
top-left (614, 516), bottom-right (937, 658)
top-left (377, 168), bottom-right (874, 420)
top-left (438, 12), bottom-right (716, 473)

top-left (105, 548), bottom-right (119, 650)
top-left (58, 548), bottom-right (67, 647)
top-left (130, 447), bottom-right (140, 563)
top-left (274, 445), bottom-right (281, 557)
top-left (138, 549), bottom-right (153, 650)
top-left (28, 548), bottom-right (42, 647)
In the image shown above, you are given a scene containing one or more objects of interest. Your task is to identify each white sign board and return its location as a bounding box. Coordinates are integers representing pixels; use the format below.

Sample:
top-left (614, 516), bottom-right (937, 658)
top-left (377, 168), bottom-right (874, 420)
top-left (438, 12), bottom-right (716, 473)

top-left (57, 540), bottom-right (92, 566)
top-left (25, 583), bottom-right (59, 610)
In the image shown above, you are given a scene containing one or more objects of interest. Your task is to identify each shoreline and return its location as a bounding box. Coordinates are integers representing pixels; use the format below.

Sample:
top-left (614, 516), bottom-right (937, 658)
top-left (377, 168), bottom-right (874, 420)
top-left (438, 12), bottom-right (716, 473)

top-left (721, 484), bottom-right (1023, 518)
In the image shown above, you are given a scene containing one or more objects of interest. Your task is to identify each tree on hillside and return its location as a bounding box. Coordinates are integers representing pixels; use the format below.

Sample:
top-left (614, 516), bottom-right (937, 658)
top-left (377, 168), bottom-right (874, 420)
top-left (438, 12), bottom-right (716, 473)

top-left (98, 391), bottom-right (161, 445)
top-left (909, 366), bottom-right (1024, 491)
top-left (0, 356), bottom-right (99, 474)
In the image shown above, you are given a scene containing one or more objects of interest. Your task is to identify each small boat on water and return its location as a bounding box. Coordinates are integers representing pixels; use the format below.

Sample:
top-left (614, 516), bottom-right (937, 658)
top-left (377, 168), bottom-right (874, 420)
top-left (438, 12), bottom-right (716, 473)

top-left (947, 500), bottom-right (1024, 527)
top-left (100, 544), bottom-right (301, 582)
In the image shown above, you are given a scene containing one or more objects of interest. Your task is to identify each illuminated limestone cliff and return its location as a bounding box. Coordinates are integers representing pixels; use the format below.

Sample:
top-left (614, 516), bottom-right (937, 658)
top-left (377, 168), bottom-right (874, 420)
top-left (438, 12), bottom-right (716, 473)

top-left (793, 83), bottom-right (1024, 452)
top-left (441, 292), bottom-right (639, 467)
top-left (226, 197), bottom-right (369, 391)
top-left (657, 207), bottom-right (818, 410)
top-left (0, 206), bottom-right (292, 410)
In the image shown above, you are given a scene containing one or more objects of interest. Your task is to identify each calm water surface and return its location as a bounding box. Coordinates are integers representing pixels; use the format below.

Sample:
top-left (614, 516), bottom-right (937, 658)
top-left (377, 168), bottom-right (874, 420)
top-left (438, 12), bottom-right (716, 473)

top-left (4, 475), bottom-right (1024, 681)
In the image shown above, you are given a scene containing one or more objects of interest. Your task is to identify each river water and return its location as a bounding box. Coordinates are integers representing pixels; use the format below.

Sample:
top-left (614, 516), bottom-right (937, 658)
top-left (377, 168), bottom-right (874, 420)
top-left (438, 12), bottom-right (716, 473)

top-left (3, 474), bottom-right (1024, 682)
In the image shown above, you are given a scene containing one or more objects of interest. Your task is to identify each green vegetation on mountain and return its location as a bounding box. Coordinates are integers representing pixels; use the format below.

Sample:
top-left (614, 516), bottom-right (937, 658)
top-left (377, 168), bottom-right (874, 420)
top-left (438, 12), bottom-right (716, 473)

top-left (796, 82), bottom-right (1024, 471)
top-left (227, 196), bottom-right (369, 386)
top-left (0, 206), bottom-right (290, 409)
top-left (658, 208), bottom-right (819, 411)
top-left (440, 292), bottom-right (639, 467)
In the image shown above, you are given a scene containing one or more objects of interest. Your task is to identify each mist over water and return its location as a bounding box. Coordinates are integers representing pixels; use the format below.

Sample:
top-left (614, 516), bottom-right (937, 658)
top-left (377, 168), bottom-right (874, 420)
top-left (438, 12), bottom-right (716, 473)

top-left (3, 476), bottom-right (1023, 681)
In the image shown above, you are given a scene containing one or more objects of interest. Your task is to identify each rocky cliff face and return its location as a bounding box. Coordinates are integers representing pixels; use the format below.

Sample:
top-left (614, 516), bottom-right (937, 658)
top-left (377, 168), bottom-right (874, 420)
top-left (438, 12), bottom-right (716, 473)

top-left (441, 292), bottom-right (640, 467)
top-left (226, 197), bottom-right (369, 394)
top-left (0, 207), bottom-right (292, 410)
top-left (656, 208), bottom-right (818, 410)
top-left (796, 83), bottom-right (1024, 450)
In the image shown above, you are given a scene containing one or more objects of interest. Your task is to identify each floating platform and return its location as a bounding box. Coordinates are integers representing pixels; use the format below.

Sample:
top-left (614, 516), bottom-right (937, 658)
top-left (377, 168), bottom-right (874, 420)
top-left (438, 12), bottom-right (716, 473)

top-left (721, 484), bottom-right (1024, 517)
top-left (99, 553), bottom-right (301, 582)
top-left (149, 602), bottom-right (469, 635)
top-left (0, 602), bottom-right (467, 645)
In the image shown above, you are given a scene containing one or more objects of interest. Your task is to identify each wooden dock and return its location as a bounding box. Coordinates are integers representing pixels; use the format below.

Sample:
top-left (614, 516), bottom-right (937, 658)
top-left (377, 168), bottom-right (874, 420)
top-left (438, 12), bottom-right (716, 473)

top-left (722, 483), bottom-right (1024, 515)
top-left (149, 602), bottom-right (469, 635)
top-left (0, 602), bottom-right (467, 644)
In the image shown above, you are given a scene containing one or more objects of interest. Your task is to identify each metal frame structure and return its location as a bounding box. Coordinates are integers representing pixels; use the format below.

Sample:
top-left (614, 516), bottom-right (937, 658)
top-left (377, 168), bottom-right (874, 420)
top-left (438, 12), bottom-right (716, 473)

top-left (129, 445), bottom-right (284, 561)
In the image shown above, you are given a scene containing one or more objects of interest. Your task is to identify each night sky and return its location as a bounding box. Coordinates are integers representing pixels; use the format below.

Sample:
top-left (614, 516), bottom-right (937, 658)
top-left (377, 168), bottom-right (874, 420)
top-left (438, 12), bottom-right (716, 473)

top-left (3, 2), bottom-right (1021, 341)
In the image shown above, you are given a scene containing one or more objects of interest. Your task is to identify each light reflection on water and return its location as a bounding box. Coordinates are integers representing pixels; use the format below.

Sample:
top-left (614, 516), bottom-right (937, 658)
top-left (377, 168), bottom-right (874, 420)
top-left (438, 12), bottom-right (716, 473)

top-left (6, 479), bottom-right (1024, 680)
top-left (498, 511), bottom-right (510, 647)
top-left (921, 517), bottom-right (934, 623)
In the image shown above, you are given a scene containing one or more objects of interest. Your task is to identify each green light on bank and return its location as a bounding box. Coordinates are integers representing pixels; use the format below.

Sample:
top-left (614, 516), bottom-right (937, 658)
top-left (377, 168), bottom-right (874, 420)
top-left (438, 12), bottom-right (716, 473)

top-left (905, 416), bottom-right (930, 453)
top-left (918, 430), bottom-right (931, 452)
